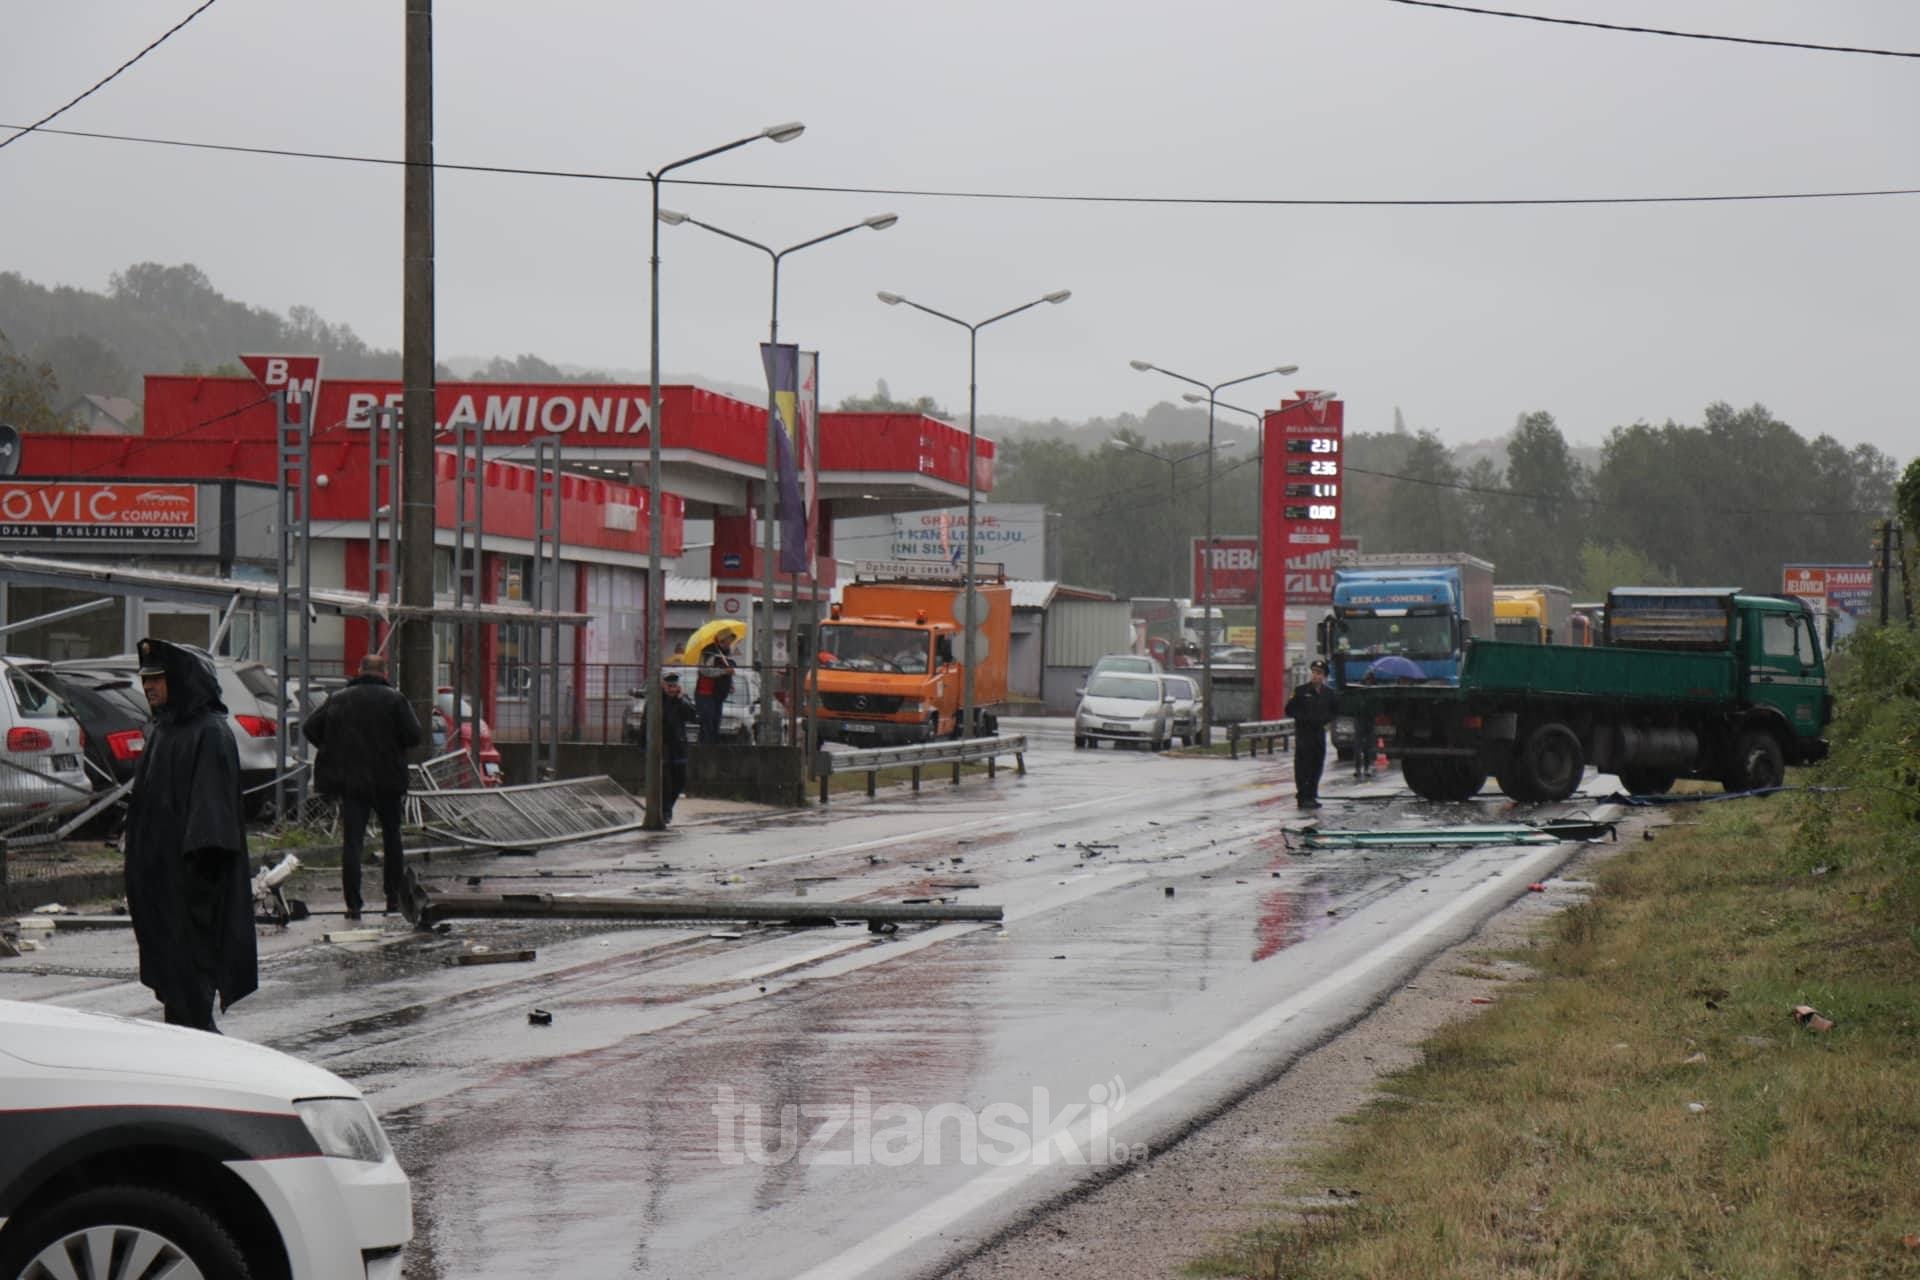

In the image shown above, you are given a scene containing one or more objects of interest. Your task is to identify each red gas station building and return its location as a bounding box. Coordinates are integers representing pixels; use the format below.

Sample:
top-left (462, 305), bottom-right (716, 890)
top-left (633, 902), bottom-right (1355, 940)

top-left (0, 373), bottom-right (989, 737)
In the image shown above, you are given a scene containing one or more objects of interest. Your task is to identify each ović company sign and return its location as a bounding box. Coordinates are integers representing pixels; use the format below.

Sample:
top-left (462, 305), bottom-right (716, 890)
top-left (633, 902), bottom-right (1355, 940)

top-left (0, 482), bottom-right (199, 541)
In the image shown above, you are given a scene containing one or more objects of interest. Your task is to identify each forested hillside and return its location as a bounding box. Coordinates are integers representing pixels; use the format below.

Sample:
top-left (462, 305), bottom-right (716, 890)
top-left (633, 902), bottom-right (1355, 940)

top-left (993, 406), bottom-right (1899, 601)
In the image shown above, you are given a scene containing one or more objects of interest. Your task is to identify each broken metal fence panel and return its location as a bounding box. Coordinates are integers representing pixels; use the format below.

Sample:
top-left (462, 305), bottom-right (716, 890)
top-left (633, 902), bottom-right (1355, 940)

top-left (815, 735), bottom-right (1027, 804)
top-left (0, 754), bottom-right (103, 851)
top-left (410, 775), bottom-right (649, 850)
top-left (1228, 718), bottom-right (1295, 760)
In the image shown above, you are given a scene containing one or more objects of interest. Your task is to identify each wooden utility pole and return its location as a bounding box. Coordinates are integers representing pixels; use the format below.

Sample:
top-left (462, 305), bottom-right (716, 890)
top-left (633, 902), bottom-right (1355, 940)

top-left (400, 0), bottom-right (437, 739)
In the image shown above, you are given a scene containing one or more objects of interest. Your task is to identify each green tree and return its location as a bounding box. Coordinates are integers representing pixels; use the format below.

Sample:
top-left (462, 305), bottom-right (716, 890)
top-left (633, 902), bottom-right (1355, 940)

top-left (1373, 430), bottom-right (1468, 552)
top-left (35, 333), bottom-right (132, 400)
top-left (836, 378), bottom-right (950, 418)
top-left (0, 331), bottom-right (76, 432)
top-left (1576, 540), bottom-right (1674, 600)
top-left (1490, 411), bottom-right (1587, 583)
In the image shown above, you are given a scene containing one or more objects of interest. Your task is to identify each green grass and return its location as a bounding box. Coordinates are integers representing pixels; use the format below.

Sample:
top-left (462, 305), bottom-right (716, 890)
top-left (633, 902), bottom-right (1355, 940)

top-left (1189, 777), bottom-right (1920, 1279)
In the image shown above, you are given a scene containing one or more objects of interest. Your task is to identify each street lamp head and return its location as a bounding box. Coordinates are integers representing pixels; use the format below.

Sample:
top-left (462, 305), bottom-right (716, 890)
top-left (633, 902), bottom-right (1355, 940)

top-left (1043, 290), bottom-right (1072, 304)
top-left (876, 291), bottom-right (904, 306)
top-left (1182, 393), bottom-right (1206, 405)
top-left (1273, 364), bottom-right (1300, 376)
top-left (656, 207), bottom-right (690, 226)
top-left (1129, 360), bottom-right (1154, 372)
top-left (1216, 440), bottom-right (1240, 451)
top-left (864, 213), bottom-right (900, 231)
top-left (762, 121), bottom-right (806, 143)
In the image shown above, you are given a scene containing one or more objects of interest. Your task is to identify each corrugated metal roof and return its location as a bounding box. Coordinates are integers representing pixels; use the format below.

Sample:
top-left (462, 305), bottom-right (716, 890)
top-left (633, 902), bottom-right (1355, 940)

top-left (666, 575), bottom-right (713, 604)
top-left (1011, 580), bottom-right (1057, 610)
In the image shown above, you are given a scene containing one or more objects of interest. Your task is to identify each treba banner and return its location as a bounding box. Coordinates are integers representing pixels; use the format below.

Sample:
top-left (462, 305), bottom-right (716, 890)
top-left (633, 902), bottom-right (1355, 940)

top-left (0, 483), bottom-right (198, 541)
top-left (1193, 536), bottom-right (1359, 607)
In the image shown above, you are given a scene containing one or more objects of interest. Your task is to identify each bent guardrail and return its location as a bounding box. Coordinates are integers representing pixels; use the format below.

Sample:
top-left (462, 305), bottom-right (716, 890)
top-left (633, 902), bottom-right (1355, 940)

top-left (1227, 718), bottom-right (1295, 760)
top-left (815, 735), bottom-right (1027, 804)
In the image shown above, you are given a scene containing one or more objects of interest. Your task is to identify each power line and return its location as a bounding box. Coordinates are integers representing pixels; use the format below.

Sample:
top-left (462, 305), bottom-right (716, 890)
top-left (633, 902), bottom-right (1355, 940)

top-left (1383, 0), bottom-right (1920, 59)
top-left (6, 120), bottom-right (1920, 209)
top-left (0, 0), bottom-right (221, 153)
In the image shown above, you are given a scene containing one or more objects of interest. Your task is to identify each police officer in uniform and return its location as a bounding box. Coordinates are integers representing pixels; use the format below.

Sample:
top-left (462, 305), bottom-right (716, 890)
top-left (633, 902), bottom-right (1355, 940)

top-left (1285, 658), bottom-right (1340, 809)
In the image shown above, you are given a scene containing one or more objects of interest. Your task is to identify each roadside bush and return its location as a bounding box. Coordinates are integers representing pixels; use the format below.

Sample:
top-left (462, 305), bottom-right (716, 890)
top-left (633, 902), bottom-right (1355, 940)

top-left (1793, 623), bottom-right (1920, 907)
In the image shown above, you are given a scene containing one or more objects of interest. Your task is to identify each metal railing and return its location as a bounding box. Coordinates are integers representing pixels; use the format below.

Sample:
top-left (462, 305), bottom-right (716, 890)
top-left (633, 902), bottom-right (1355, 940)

top-left (1227, 718), bottom-right (1295, 759)
top-left (815, 735), bottom-right (1027, 804)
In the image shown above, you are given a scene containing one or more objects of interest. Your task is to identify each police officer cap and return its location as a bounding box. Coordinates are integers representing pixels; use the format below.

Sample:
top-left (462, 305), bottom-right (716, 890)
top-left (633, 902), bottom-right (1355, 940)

top-left (1309, 658), bottom-right (1328, 673)
top-left (137, 639), bottom-right (167, 677)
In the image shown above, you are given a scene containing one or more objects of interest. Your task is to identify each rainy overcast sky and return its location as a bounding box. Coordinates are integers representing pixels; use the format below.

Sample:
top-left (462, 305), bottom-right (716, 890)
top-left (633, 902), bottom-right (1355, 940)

top-left (4, 1), bottom-right (1916, 455)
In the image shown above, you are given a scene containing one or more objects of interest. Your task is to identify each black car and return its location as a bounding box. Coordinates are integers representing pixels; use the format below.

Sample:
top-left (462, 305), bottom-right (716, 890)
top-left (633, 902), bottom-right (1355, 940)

top-left (35, 667), bottom-right (148, 791)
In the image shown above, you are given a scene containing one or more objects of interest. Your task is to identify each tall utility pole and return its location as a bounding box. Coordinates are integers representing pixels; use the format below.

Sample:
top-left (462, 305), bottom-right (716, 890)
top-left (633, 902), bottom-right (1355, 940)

top-left (399, 0), bottom-right (438, 742)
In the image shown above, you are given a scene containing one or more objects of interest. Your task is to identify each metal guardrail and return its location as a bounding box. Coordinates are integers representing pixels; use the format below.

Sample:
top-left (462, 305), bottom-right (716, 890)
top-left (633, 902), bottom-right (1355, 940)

top-left (1227, 718), bottom-right (1295, 760)
top-left (814, 735), bottom-right (1027, 804)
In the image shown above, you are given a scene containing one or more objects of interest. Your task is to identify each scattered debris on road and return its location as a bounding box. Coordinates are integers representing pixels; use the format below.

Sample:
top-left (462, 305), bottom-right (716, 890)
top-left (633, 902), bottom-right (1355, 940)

top-left (453, 947), bottom-right (537, 966)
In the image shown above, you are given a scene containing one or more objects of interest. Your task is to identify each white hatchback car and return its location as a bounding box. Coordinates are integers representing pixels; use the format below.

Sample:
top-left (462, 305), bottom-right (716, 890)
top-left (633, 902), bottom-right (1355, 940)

top-left (0, 657), bottom-right (92, 826)
top-left (1074, 671), bottom-right (1176, 751)
top-left (0, 1000), bottom-right (412, 1279)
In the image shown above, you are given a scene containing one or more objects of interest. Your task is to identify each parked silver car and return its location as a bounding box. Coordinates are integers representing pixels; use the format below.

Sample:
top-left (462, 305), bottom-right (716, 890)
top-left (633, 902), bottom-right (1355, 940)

top-left (1159, 672), bottom-right (1204, 746)
top-left (1074, 671), bottom-right (1175, 751)
top-left (0, 658), bottom-right (92, 825)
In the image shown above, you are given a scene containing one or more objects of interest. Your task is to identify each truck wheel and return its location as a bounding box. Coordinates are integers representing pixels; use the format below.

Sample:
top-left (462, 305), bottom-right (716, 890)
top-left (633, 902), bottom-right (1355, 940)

top-left (1495, 766), bottom-right (1533, 802)
top-left (1440, 759), bottom-right (1487, 802)
top-left (1618, 767), bottom-right (1677, 796)
top-left (1517, 723), bottom-right (1585, 802)
top-left (1724, 730), bottom-right (1785, 793)
top-left (1400, 755), bottom-right (1440, 801)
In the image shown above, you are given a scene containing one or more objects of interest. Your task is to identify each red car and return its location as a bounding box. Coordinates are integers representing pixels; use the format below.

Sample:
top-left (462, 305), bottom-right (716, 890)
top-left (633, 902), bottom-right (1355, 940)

top-left (432, 689), bottom-right (503, 784)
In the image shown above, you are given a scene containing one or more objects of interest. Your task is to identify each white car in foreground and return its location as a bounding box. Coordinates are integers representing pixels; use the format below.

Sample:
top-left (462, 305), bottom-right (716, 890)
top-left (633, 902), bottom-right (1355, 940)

top-left (0, 1000), bottom-right (411, 1279)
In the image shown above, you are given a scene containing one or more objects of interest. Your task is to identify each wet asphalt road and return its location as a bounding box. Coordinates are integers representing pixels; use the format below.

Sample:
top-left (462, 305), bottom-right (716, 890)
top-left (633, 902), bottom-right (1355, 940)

top-left (1, 719), bottom-right (1627, 1280)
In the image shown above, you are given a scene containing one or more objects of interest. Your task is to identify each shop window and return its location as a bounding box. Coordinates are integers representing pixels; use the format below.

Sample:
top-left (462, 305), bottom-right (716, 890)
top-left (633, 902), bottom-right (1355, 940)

top-left (3, 587), bottom-right (126, 660)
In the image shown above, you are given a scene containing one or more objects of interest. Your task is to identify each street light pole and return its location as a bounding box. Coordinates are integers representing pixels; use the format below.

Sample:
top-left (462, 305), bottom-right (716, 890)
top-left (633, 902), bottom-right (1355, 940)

top-left (1111, 437), bottom-right (1230, 638)
top-left (877, 288), bottom-right (1071, 737)
top-left (1129, 360), bottom-right (1298, 743)
top-left (657, 209), bottom-right (898, 744)
top-left (643, 121), bottom-right (803, 829)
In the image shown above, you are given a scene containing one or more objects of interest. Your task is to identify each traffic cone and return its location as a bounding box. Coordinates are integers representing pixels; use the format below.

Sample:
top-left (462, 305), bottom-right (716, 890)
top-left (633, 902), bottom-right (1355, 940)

top-left (1373, 736), bottom-right (1390, 773)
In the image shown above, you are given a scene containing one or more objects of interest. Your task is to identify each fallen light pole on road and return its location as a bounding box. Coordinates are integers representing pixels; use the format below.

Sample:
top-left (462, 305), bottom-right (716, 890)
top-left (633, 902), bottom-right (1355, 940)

top-left (403, 870), bottom-right (1002, 929)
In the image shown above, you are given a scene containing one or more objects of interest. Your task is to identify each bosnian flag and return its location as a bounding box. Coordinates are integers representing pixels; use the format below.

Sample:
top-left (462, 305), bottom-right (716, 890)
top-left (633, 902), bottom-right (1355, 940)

top-left (761, 342), bottom-right (807, 573)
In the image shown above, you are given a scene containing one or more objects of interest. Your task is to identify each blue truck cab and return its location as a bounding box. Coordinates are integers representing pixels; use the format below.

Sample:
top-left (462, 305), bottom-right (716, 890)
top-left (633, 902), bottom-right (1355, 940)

top-left (1323, 553), bottom-right (1497, 688)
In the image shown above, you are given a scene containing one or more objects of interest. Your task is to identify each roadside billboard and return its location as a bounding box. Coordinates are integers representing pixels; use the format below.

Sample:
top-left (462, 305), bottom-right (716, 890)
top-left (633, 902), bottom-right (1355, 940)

top-left (887, 503), bottom-right (1049, 580)
top-left (1783, 564), bottom-right (1874, 617)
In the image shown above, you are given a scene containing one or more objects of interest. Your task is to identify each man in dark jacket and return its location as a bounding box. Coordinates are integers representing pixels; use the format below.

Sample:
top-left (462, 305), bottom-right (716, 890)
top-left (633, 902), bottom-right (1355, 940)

top-left (1285, 658), bottom-right (1340, 809)
top-left (125, 638), bottom-right (256, 1031)
top-left (695, 630), bottom-right (737, 745)
top-left (302, 655), bottom-right (422, 918)
top-left (658, 671), bottom-right (697, 823)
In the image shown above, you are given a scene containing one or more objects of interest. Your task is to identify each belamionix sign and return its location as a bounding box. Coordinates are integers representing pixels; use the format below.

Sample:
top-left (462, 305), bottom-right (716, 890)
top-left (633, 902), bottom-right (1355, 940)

top-left (0, 483), bottom-right (198, 541)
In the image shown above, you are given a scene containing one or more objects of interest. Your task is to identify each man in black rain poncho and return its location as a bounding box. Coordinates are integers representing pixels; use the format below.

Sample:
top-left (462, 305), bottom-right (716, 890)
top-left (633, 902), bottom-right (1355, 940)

top-left (125, 638), bottom-right (257, 1031)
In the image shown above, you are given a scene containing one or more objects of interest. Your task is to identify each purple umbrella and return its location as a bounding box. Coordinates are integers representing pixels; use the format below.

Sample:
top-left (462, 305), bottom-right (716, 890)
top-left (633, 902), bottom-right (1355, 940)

top-left (1365, 655), bottom-right (1426, 683)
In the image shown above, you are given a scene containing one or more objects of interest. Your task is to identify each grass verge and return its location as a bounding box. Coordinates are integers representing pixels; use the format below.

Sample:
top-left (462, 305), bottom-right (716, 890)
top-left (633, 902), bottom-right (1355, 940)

top-left (1191, 777), bottom-right (1920, 1278)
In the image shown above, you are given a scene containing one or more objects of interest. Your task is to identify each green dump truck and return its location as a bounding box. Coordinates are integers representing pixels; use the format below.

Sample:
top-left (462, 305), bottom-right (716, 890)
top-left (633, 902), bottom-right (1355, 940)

top-left (1339, 588), bottom-right (1832, 803)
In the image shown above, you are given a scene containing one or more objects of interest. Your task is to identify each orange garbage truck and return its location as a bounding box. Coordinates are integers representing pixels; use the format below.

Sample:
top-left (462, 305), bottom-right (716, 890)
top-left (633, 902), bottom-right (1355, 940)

top-left (811, 562), bottom-right (1012, 744)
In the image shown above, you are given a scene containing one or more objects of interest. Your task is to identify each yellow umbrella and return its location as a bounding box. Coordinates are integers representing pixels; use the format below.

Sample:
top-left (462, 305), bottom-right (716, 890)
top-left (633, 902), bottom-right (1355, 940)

top-left (679, 619), bottom-right (747, 666)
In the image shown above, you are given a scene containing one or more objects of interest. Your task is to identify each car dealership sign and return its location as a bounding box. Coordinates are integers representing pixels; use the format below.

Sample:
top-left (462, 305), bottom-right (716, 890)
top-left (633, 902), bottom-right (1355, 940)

top-left (0, 482), bottom-right (199, 541)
